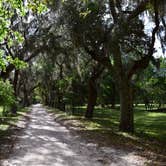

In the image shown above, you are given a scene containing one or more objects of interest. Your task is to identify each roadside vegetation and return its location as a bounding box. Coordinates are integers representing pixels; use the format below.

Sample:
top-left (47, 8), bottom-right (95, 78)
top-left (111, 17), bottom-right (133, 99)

top-left (0, 106), bottom-right (28, 136)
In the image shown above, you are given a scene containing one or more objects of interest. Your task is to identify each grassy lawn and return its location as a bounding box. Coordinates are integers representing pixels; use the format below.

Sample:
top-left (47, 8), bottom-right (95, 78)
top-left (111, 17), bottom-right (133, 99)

top-left (0, 106), bottom-right (28, 160)
top-left (49, 105), bottom-right (166, 143)
top-left (0, 106), bottom-right (28, 135)
top-left (49, 106), bottom-right (166, 164)
top-left (134, 110), bottom-right (166, 142)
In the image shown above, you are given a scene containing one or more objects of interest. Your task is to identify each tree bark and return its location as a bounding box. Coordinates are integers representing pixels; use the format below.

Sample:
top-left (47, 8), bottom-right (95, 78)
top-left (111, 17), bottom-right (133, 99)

top-left (119, 81), bottom-right (134, 133)
top-left (23, 85), bottom-right (30, 107)
top-left (85, 77), bottom-right (97, 118)
top-left (11, 70), bottom-right (19, 114)
top-left (13, 70), bottom-right (19, 96)
top-left (111, 42), bottom-right (134, 133)
top-left (110, 81), bottom-right (116, 109)
top-left (85, 64), bottom-right (104, 118)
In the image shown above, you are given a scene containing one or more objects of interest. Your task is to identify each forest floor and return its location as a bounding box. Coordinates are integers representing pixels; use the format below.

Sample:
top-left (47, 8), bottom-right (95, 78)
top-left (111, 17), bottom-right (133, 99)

top-left (0, 104), bottom-right (148, 166)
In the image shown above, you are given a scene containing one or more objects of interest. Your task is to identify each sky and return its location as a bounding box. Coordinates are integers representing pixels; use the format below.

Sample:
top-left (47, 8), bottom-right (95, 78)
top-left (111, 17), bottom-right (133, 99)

top-left (154, 38), bottom-right (165, 58)
top-left (143, 14), bottom-right (166, 58)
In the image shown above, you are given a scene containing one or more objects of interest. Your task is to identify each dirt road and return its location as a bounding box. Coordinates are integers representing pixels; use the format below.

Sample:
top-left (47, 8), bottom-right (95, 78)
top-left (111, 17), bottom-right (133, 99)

top-left (1, 104), bottom-right (147, 166)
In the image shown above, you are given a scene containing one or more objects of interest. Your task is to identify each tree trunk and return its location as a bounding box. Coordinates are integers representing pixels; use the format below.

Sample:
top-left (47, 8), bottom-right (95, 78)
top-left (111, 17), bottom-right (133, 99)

top-left (85, 64), bottom-right (104, 118)
top-left (11, 70), bottom-right (19, 114)
top-left (85, 78), bottom-right (97, 118)
top-left (112, 43), bottom-right (134, 133)
top-left (13, 70), bottom-right (19, 96)
top-left (57, 91), bottom-right (65, 111)
top-left (23, 85), bottom-right (30, 107)
top-left (110, 82), bottom-right (116, 109)
top-left (119, 81), bottom-right (134, 133)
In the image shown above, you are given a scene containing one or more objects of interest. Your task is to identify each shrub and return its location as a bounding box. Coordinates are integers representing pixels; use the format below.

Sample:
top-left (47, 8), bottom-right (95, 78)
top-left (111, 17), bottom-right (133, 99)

top-left (0, 79), bottom-right (16, 116)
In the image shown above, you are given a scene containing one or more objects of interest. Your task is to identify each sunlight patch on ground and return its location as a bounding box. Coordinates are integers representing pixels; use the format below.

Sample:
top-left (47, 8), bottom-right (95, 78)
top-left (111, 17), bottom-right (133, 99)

top-left (1, 105), bottom-right (147, 166)
top-left (0, 124), bottom-right (9, 131)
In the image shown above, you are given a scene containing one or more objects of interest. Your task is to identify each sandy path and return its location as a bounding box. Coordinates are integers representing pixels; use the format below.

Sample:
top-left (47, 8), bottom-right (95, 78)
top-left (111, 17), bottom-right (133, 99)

top-left (1, 104), bottom-right (147, 166)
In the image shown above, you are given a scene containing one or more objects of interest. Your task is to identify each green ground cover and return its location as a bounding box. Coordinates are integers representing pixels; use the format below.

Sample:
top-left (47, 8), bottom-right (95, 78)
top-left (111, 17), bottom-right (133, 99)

top-left (0, 106), bottom-right (28, 135)
top-left (51, 105), bottom-right (166, 142)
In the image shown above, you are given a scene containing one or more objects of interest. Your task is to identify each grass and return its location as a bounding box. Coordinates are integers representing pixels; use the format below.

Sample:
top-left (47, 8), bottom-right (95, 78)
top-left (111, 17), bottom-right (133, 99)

top-left (57, 105), bottom-right (166, 142)
top-left (48, 105), bottom-right (166, 164)
top-left (134, 110), bottom-right (166, 142)
top-left (0, 106), bottom-right (28, 135)
top-left (49, 105), bottom-right (166, 149)
top-left (0, 106), bottom-right (30, 160)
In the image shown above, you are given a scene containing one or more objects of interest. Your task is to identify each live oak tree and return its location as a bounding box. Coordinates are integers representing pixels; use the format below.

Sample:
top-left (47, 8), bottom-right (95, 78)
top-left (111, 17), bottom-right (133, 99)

top-left (85, 62), bottom-right (105, 118)
top-left (61, 0), bottom-right (166, 132)
top-left (0, 0), bottom-right (47, 76)
top-left (35, 38), bottom-right (91, 111)
top-left (0, 0), bottom-right (48, 113)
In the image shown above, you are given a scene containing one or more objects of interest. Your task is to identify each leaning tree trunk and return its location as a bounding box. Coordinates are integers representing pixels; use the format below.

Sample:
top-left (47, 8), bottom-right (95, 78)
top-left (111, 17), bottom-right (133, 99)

top-left (85, 64), bottom-right (104, 119)
top-left (119, 80), bottom-right (134, 133)
top-left (85, 78), bottom-right (97, 118)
